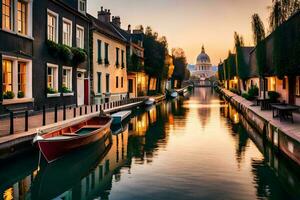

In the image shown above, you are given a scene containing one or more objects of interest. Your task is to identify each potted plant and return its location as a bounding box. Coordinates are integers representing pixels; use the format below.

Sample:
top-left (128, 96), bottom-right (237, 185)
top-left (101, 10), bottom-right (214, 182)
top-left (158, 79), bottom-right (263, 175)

top-left (17, 91), bottom-right (25, 98)
top-left (3, 91), bottom-right (15, 99)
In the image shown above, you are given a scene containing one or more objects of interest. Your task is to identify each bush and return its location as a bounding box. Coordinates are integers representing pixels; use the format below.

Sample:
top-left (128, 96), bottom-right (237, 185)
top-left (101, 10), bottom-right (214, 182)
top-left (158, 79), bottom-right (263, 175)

top-left (248, 85), bottom-right (259, 97)
top-left (17, 91), bottom-right (25, 98)
top-left (47, 87), bottom-right (58, 94)
top-left (59, 45), bottom-right (73, 61)
top-left (242, 92), bottom-right (255, 101)
top-left (268, 91), bottom-right (280, 102)
top-left (3, 91), bottom-right (15, 99)
top-left (46, 40), bottom-right (60, 57)
top-left (61, 86), bottom-right (72, 93)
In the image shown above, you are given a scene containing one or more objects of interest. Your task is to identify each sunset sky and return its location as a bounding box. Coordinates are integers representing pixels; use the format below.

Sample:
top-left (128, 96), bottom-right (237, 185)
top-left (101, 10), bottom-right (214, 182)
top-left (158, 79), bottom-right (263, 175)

top-left (88, 0), bottom-right (271, 65)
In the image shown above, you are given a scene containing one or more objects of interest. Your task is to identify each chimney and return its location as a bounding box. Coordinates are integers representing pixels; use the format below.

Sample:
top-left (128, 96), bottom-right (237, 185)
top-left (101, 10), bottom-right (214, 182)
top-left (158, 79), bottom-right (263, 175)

top-left (127, 24), bottom-right (131, 33)
top-left (97, 7), bottom-right (111, 23)
top-left (112, 16), bottom-right (121, 28)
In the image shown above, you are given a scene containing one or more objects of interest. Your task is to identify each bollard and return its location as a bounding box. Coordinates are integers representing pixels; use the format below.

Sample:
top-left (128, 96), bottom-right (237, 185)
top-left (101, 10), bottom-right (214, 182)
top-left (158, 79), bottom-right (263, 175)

top-left (80, 106), bottom-right (82, 116)
top-left (96, 104), bottom-right (98, 112)
top-left (54, 105), bottom-right (58, 123)
top-left (63, 105), bottom-right (66, 121)
top-left (43, 105), bottom-right (46, 126)
top-left (85, 105), bottom-right (87, 114)
top-left (74, 107), bottom-right (76, 118)
top-left (100, 104), bottom-right (102, 112)
top-left (25, 110), bottom-right (29, 131)
top-left (91, 104), bottom-right (93, 113)
top-left (10, 112), bottom-right (14, 135)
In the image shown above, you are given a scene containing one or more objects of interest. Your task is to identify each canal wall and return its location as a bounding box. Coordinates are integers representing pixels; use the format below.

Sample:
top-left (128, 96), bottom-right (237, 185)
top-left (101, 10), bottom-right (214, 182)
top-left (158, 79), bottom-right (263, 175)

top-left (216, 87), bottom-right (300, 167)
top-left (0, 100), bottom-right (145, 160)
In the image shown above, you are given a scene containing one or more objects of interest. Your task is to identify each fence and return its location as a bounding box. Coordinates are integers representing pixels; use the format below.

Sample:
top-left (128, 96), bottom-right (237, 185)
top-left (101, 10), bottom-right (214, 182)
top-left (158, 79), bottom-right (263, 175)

top-left (6, 97), bottom-right (145, 135)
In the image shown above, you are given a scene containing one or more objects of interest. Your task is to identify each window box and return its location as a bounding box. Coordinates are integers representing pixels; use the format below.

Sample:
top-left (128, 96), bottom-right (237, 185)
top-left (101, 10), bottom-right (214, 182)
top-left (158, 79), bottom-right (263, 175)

top-left (3, 98), bottom-right (34, 105)
top-left (47, 93), bottom-right (61, 98)
top-left (63, 92), bottom-right (74, 96)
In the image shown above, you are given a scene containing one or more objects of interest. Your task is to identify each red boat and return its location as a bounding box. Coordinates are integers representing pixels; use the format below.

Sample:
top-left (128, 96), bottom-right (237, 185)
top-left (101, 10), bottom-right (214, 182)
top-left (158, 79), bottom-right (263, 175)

top-left (33, 115), bottom-right (112, 163)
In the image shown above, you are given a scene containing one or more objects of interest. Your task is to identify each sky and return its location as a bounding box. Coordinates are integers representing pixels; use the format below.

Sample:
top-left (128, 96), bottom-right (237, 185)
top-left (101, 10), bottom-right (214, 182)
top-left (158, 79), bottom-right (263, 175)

top-left (88, 0), bottom-right (271, 65)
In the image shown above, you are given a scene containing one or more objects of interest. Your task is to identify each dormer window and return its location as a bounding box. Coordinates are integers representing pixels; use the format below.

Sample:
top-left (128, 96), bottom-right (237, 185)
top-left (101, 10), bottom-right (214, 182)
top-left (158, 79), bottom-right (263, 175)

top-left (78, 0), bottom-right (86, 14)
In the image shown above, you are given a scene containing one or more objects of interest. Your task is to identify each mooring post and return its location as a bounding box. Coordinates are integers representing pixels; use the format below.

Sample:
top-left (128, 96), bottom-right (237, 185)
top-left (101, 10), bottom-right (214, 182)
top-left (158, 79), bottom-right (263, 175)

top-left (80, 106), bottom-right (82, 116)
top-left (25, 110), bottom-right (29, 131)
top-left (63, 104), bottom-right (66, 121)
top-left (73, 107), bottom-right (76, 118)
top-left (85, 105), bottom-right (87, 114)
top-left (54, 105), bottom-right (58, 123)
top-left (43, 105), bottom-right (46, 126)
top-left (10, 112), bottom-right (14, 135)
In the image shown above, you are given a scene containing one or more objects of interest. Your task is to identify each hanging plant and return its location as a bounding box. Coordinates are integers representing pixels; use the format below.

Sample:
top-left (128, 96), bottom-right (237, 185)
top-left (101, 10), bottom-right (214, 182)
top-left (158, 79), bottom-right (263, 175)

top-left (59, 45), bottom-right (73, 62)
top-left (71, 47), bottom-right (87, 66)
top-left (46, 40), bottom-right (60, 57)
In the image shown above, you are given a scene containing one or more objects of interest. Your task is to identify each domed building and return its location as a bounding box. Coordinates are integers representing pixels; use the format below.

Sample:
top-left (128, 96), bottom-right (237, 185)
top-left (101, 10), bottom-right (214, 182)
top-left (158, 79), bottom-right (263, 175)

top-left (192, 46), bottom-right (215, 86)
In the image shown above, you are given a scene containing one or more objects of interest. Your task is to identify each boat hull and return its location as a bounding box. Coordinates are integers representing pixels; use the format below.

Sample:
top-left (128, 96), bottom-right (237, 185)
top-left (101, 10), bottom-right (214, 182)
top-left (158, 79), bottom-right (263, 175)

top-left (37, 124), bottom-right (111, 163)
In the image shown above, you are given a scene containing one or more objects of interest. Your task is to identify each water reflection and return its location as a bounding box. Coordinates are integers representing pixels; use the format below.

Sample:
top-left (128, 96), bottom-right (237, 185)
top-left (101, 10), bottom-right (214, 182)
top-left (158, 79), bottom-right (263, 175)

top-left (1, 88), bottom-right (300, 200)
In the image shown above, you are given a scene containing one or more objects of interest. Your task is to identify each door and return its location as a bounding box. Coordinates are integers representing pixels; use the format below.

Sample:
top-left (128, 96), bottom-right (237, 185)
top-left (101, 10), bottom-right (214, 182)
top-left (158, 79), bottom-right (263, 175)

top-left (77, 72), bottom-right (84, 106)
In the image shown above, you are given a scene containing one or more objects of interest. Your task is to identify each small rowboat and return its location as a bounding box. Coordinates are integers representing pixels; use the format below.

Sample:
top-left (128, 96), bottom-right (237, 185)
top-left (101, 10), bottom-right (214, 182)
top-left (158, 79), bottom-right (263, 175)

top-left (33, 115), bottom-right (112, 163)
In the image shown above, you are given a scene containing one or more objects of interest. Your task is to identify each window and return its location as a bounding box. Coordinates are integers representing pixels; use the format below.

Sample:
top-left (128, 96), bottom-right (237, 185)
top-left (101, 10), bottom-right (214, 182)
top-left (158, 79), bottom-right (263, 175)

top-left (47, 63), bottom-right (58, 91)
top-left (2, 60), bottom-right (13, 92)
top-left (18, 62), bottom-right (26, 95)
top-left (97, 72), bottom-right (101, 93)
top-left (2, 0), bottom-right (12, 30)
top-left (116, 48), bottom-right (119, 66)
top-left (97, 40), bottom-right (102, 64)
top-left (116, 76), bottom-right (119, 88)
top-left (106, 74), bottom-right (110, 93)
top-left (17, 1), bottom-right (27, 34)
top-left (76, 25), bottom-right (84, 48)
top-left (47, 10), bottom-right (58, 42)
top-left (78, 0), bottom-right (86, 13)
top-left (128, 79), bottom-right (133, 93)
top-left (105, 43), bottom-right (109, 64)
top-left (121, 77), bottom-right (123, 88)
top-left (63, 18), bottom-right (72, 46)
top-left (296, 76), bottom-right (300, 96)
top-left (62, 67), bottom-right (72, 91)
top-left (121, 50), bottom-right (125, 68)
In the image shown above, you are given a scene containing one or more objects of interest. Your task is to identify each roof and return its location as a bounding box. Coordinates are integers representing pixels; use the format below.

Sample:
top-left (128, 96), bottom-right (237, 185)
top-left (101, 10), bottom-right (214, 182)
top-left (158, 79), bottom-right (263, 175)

top-left (87, 14), bottom-right (127, 44)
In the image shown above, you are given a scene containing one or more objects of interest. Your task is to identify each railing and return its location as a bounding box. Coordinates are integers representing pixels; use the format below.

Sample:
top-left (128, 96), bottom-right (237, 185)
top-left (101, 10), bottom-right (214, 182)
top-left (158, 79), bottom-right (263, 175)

top-left (6, 97), bottom-right (145, 135)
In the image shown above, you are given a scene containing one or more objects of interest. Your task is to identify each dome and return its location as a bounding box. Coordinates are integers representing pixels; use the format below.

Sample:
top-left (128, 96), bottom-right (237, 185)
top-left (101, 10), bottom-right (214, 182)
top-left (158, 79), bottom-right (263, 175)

top-left (196, 46), bottom-right (211, 64)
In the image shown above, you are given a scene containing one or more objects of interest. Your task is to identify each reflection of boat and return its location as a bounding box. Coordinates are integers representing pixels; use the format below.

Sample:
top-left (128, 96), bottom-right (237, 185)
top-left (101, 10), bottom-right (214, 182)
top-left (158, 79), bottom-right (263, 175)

top-left (171, 91), bottom-right (178, 98)
top-left (111, 110), bottom-right (131, 124)
top-left (145, 98), bottom-right (155, 106)
top-left (33, 116), bottom-right (112, 163)
top-left (30, 135), bottom-right (112, 200)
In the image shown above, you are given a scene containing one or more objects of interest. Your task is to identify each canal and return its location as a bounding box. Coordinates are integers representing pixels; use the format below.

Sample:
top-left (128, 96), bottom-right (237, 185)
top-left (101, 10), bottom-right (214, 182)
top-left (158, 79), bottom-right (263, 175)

top-left (1, 88), bottom-right (300, 200)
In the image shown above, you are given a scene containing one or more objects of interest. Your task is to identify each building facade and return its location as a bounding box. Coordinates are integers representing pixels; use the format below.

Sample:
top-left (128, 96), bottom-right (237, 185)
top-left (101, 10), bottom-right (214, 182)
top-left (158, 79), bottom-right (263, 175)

top-left (33, 0), bottom-right (90, 109)
top-left (88, 8), bottom-right (128, 104)
top-left (0, 0), bottom-right (34, 114)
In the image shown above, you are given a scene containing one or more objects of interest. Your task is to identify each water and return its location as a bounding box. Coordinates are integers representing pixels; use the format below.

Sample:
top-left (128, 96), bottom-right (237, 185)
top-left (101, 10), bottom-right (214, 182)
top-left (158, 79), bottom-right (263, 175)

top-left (1, 88), bottom-right (300, 200)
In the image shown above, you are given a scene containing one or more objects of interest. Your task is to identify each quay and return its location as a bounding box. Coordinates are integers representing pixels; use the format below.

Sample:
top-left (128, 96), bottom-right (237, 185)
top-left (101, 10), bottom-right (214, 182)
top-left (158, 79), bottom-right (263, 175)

top-left (216, 87), bottom-right (300, 166)
top-left (0, 98), bottom-right (146, 160)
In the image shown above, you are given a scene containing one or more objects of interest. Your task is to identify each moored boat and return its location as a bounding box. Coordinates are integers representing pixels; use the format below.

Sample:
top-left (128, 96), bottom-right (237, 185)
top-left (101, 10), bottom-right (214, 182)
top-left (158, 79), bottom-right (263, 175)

top-left (33, 115), bottom-right (112, 163)
top-left (145, 98), bottom-right (155, 106)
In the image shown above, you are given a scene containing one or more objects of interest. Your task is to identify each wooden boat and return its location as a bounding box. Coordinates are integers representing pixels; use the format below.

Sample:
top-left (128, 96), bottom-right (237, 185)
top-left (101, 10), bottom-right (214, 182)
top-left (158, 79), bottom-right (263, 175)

top-left (111, 110), bottom-right (131, 124)
top-left (33, 115), bottom-right (112, 163)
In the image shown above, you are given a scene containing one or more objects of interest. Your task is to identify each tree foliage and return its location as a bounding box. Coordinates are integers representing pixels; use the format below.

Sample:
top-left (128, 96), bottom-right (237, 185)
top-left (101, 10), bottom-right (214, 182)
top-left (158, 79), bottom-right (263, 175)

top-left (251, 14), bottom-right (266, 45)
top-left (269, 0), bottom-right (300, 31)
top-left (143, 26), bottom-right (168, 79)
top-left (172, 48), bottom-right (188, 81)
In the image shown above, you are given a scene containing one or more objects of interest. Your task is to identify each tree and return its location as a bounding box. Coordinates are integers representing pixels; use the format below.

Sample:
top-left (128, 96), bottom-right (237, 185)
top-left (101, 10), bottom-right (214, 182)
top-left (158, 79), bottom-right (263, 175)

top-left (143, 26), bottom-right (168, 93)
top-left (172, 48), bottom-right (188, 88)
top-left (251, 14), bottom-right (266, 45)
top-left (268, 0), bottom-right (300, 31)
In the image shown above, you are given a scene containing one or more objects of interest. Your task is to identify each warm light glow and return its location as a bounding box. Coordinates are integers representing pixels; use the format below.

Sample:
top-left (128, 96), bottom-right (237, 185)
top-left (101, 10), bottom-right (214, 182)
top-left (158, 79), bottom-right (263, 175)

top-left (3, 188), bottom-right (13, 200)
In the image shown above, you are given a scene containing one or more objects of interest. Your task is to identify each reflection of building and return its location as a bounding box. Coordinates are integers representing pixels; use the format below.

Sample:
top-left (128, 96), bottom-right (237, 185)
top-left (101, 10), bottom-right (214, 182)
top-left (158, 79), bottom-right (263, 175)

top-left (129, 112), bottom-right (149, 136)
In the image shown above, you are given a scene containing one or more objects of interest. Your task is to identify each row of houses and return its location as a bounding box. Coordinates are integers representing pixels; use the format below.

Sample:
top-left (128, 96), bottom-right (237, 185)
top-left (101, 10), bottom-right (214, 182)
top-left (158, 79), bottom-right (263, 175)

top-left (218, 11), bottom-right (300, 106)
top-left (0, 0), bottom-right (172, 115)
